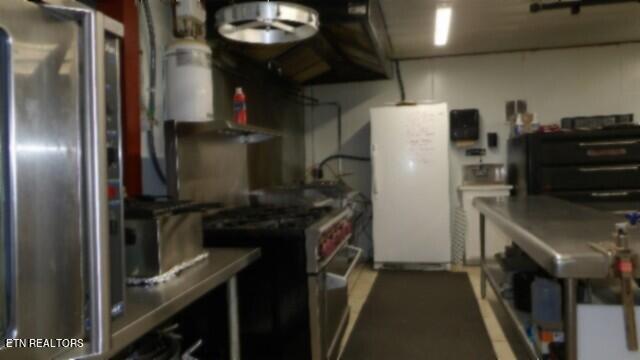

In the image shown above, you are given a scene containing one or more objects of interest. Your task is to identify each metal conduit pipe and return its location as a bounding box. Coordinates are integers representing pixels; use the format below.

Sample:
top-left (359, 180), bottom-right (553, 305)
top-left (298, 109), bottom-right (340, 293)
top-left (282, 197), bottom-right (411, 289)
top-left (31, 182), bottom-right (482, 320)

top-left (140, 0), bottom-right (166, 185)
top-left (530, 0), bottom-right (640, 14)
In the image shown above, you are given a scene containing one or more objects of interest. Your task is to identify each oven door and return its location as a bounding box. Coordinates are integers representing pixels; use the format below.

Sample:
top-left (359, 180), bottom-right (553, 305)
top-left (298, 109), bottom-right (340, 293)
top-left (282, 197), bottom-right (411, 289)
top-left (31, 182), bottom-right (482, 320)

top-left (552, 190), bottom-right (640, 215)
top-left (0, 0), bottom-right (89, 351)
top-left (538, 164), bottom-right (640, 191)
top-left (0, 2), bottom-right (116, 359)
top-left (309, 244), bottom-right (362, 360)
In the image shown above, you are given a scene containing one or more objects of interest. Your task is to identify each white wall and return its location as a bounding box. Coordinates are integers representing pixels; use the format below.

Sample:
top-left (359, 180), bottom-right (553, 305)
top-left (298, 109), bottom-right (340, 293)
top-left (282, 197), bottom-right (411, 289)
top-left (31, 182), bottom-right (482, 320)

top-left (305, 44), bottom-right (640, 255)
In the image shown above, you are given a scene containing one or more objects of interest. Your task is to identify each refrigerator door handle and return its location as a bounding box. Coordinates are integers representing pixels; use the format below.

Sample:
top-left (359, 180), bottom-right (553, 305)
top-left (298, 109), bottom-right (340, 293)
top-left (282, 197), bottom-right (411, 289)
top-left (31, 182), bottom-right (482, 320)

top-left (43, 4), bottom-right (112, 358)
top-left (372, 144), bottom-right (380, 195)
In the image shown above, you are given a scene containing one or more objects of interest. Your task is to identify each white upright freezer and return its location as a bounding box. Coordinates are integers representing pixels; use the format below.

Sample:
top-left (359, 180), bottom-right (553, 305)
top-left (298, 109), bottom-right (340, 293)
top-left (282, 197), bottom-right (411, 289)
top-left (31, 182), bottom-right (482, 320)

top-left (370, 103), bottom-right (451, 267)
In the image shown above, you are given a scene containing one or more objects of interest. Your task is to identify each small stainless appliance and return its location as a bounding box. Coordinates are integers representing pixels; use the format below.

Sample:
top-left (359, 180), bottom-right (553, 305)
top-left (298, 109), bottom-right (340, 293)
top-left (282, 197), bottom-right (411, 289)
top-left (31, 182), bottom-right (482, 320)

top-left (203, 205), bottom-right (361, 360)
top-left (125, 200), bottom-right (205, 278)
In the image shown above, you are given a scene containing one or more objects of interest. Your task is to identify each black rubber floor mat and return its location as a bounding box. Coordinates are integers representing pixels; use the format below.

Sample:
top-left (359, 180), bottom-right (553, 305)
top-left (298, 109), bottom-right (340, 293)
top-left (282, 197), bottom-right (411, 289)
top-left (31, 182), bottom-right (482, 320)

top-left (341, 271), bottom-right (496, 360)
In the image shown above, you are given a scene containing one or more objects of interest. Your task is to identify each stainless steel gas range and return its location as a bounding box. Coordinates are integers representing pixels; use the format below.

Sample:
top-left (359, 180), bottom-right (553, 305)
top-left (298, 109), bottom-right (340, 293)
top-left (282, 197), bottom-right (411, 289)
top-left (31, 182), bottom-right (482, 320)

top-left (203, 205), bottom-right (361, 360)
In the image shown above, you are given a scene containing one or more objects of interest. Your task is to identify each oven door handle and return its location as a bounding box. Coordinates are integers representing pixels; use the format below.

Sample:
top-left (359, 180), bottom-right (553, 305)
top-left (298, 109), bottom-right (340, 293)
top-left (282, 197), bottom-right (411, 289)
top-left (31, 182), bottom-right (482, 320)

top-left (578, 165), bottom-right (640, 173)
top-left (327, 245), bottom-right (363, 283)
top-left (42, 4), bottom-right (112, 359)
top-left (579, 140), bottom-right (640, 147)
top-left (591, 191), bottom-right (631, 198)
top-left (0, 23), bottom-right (16, 342)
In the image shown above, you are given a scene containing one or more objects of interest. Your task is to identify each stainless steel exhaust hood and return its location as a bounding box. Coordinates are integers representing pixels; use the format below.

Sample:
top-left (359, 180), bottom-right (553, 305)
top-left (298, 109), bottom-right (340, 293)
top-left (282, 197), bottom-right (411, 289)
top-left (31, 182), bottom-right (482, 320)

top-left (206, 0), bottom-right (392, 85)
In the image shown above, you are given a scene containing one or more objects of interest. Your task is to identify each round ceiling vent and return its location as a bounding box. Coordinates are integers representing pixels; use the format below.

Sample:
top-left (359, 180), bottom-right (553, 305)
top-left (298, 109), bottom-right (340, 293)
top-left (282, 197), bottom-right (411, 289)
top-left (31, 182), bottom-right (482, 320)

top-left (215, 1), bottom-right (320, 45)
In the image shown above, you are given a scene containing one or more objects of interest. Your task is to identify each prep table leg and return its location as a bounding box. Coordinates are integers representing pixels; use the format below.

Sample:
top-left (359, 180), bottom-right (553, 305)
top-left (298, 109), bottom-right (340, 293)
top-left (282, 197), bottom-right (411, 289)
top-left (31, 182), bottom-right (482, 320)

top-left (480, 214), bottom-right (487, 299)
top-left (564, 278), bottom-right (577, 360)
top-left (228, 276), bottom-right (240, 360)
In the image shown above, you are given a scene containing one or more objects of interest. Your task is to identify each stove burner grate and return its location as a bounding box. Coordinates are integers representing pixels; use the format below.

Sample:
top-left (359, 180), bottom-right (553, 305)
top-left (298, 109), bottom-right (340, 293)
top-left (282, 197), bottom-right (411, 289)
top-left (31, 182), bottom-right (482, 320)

top-left (205, 205), bottom-right (332, 230)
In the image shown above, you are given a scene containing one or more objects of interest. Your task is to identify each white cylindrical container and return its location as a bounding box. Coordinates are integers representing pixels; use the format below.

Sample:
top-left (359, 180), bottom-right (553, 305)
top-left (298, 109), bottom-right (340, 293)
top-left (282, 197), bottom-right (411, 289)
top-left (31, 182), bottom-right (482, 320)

top-left (164, 40), bottom-right (214, 122)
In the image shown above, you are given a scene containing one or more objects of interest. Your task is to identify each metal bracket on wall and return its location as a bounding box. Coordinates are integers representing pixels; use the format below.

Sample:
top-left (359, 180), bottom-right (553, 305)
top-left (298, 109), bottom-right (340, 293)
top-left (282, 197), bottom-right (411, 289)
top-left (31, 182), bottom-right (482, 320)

top-left (465, 148), bottom-right (487, 157)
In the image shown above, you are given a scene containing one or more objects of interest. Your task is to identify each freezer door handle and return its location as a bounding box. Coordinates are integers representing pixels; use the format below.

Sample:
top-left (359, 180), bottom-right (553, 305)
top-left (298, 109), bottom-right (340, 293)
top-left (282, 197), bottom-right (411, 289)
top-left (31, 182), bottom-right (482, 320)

top-left (371, 144), bottom-right (380, 195)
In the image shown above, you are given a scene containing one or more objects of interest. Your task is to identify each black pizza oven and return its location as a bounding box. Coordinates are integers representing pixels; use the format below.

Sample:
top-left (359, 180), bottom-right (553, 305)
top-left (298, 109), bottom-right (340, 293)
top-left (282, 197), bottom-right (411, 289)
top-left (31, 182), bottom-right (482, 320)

top-left (508, 128), bottom-right (640, 213)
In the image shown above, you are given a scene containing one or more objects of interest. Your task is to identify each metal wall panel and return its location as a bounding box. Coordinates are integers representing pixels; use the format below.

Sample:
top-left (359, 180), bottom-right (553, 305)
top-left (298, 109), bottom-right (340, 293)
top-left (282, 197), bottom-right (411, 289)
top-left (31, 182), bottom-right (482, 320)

top-left (248, 80), bottom-right (306, 190)
top-left (166, 60), bottom-right (306, 205)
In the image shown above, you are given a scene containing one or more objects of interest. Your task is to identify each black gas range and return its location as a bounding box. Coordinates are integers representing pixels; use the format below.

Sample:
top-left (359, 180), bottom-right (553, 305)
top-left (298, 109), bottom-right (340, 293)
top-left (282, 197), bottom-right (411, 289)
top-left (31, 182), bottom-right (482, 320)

top-left (203, 205), bottom-right (360, 360)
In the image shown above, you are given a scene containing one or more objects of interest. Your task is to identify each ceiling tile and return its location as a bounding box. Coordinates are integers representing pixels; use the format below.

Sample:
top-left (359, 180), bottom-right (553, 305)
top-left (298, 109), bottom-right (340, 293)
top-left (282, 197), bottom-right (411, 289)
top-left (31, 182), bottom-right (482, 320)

top-left (379, 0), bottom-right (640, 58)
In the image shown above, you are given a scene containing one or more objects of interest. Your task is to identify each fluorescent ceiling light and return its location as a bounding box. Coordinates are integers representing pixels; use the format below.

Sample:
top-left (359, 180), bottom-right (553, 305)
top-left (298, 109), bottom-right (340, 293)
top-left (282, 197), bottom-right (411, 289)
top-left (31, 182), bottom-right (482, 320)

top-left (434, 7), bottom-right (452, 46)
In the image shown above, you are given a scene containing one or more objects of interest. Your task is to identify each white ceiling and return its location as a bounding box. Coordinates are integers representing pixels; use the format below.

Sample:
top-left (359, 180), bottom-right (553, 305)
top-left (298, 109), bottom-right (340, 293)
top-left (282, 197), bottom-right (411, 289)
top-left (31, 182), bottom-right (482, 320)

top-left (379, 0), bottom-right (640, 59)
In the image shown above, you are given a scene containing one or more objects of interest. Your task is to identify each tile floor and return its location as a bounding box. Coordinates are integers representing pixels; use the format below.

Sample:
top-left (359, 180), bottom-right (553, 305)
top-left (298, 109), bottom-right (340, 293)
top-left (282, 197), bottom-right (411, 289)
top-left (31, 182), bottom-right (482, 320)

top-left (339, 264), bottom-right (517, 360)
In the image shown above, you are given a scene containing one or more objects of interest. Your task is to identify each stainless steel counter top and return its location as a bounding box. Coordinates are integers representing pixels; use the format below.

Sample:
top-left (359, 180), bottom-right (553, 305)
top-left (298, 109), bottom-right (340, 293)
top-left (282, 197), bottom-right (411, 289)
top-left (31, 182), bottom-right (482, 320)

top-left (64, 247), bottom-right (260, 359)
top-left (473, 196), bottom-right (640, 278)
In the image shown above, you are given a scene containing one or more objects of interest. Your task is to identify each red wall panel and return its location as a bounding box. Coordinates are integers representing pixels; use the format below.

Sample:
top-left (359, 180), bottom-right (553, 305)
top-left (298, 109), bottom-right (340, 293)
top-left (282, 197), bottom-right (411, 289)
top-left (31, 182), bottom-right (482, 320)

top-left (99, 0), bottom-right (142, 196)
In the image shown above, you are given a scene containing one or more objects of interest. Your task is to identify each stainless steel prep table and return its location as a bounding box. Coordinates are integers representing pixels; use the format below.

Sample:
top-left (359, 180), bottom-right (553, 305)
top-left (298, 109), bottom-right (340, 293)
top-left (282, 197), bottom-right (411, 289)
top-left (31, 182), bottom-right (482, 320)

top-left (64, 247), bottom-right (260, 360)
top-left (474, 196), bottom-right (640, 360)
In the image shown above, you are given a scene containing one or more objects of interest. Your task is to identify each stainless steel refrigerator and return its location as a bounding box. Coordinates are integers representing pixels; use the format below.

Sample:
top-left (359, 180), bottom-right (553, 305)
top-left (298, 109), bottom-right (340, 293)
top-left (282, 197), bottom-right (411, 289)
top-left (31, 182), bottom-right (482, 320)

top-left (0, 0), bottom-right (125, 358)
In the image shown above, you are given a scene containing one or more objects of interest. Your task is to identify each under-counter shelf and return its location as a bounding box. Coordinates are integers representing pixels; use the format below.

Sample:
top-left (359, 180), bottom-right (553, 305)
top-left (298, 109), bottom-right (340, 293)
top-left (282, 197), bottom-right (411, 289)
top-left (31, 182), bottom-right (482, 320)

top-left (61, 248), bottom-right (260, 359)
top-left (168, 120), bottom-right (282, 144)
top-left (483, 261), bottom-right (542, 360)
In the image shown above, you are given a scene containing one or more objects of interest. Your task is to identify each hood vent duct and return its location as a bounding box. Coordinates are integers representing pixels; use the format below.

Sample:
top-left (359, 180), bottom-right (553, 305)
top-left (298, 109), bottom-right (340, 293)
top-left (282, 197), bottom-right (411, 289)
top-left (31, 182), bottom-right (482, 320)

top-left (215, 2), bottom-right (320, 45)
top-left (206, 0), bottom-right (392, 85)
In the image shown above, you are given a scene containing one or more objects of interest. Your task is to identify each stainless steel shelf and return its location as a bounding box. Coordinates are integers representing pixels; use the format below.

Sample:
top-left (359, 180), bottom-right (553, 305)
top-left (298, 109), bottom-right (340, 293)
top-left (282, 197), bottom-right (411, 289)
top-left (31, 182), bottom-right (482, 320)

top-left (483, 261), bottom-right (542, 360)
top-left (63, 247), bottom-right (260, 359)
top-left (172, 120), bottom-right (282, 144)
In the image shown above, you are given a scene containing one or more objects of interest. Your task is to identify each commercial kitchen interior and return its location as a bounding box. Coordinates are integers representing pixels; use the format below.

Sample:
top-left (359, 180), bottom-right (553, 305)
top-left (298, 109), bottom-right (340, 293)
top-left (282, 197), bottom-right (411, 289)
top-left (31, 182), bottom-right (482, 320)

top-left (5, 0), bottom-right (640, 359)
